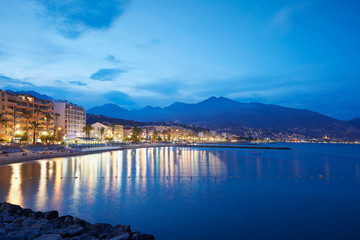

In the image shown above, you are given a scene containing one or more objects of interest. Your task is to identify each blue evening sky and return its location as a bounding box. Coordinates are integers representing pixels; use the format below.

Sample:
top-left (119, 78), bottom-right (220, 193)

top-left (0, 0), bottom-right (359, 120)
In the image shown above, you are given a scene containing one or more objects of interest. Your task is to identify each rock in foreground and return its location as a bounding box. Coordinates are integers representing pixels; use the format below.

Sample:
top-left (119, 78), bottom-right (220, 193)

top-left (0, 202), bottom-right (155, 240)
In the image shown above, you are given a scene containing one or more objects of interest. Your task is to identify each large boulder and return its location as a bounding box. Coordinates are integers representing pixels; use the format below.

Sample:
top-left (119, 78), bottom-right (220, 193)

top-left (34, 234), bottom-right (62, 240)
top-left (42, 210), bottom-right (58, 219)
top-left (21, 218), bottom-right (36, 227)
top-left (56, 224), bottom-right (84, 238)
top-left (0, 203), bottom-right (21, 215)
top-left (110, 224), bottom-right (131, 237)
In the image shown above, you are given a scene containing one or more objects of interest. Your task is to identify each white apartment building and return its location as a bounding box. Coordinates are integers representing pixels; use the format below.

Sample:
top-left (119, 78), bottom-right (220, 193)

top-left (54, 100), bottom-right (86, 139)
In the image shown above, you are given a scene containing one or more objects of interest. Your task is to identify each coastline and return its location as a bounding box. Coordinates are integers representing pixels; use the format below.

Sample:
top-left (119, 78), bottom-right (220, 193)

top-left (0, 202), bottom-right (155, 239)
top-left (0, 142), bottom-right (311, 166)
top-left (0, 143), bottom-right (175, 166)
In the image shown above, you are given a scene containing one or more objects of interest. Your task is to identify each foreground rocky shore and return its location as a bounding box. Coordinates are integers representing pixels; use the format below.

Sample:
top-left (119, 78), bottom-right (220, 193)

top-left (0, 202), bottom-right (155, 240)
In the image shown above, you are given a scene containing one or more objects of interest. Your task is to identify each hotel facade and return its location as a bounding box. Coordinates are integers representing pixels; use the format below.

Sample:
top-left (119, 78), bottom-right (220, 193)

top-left (0, 90), bottom-right (54, 141)
top-left (54, 100), bottom-right (86, 139)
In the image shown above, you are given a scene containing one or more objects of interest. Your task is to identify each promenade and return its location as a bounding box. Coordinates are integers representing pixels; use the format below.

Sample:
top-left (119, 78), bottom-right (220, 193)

top-left (0, 143), bottom-right (175, 166)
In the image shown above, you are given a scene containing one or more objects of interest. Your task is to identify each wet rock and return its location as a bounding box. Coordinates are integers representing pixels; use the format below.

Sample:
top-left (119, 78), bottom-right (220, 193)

top-left (34, 234), bottom-right (62, 240)
top-left (0, 203), bottom-right (21, 214)
top-left (64, 216), bottom-right (73, 225)
top-left (131, 232), bottom-right (140, 240)
top-left (94, 222), bottom-right (113, 233)
top-left (72, 217), bottom-right (88, 228)
top-left (4, 224), bottom-right (21, 233)
top-left (13, 216), bottom-right (26, 225)
top-left (57, 224), bottom-right (84, 238)
top-left (3, 215), bottom-right (15, 222)
top-left (21, 218), bottom-right (36, 227)
top-left (42, 210), bottom-right (58, 219)
top-left (0, 202), bottom-right (155, 239)
top-left (97, 232), bottom-right (109, 239)
top-left (31, 219), bottom-right (52, 231)
top-left (110, 232), bottom-right (130, 240)
top-left (17, 208), bottom-right (33, 217)
top-left (0, 211), bottom-right (10, 218)
top-left (58, 215), bottom-right (72, 223)
top-left (110, 224), bottom-right (131, 236)
top-left (140, 234), bottom-right (155, 240)
top-left (0, 236), bottom-right (22, 240)
top-left (7, 228), bottom-right (40, 239)
top-left (78, 232), bottom-right (95, 239)
top-left (29, 211), bottom-right (43, 219)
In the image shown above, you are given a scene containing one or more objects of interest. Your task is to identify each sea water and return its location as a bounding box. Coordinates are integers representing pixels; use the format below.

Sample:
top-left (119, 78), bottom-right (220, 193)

top-left (0, 143), bottom-right (360, 240)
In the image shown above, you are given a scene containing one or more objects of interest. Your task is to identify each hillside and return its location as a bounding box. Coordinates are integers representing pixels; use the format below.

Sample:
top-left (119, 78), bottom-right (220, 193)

top-left (349, 118), bottom-right (360, 129)
top-left (87, 97), bottom-right (360, 140)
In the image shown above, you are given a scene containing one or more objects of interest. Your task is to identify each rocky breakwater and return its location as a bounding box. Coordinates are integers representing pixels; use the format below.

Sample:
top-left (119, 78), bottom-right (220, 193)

top-left (0, 202), bottom-right (155, 240)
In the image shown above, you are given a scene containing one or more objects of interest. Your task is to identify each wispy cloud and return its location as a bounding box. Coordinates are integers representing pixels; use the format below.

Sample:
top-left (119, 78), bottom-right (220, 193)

top-left (102, 90), bottom-right (138, 108)
top-left (105, 55), bottom-right (121, 63)
top-left (267, 3), bottom-right (307, 36)
top-left (69, 81), bottom-right (87, 86)
top-left (90, 68), bottom-right (125, 81)
top-left (0, 75), bottom-right (35, 88)
top-left (0, 75), bottom-right (85, 102)
top-left (136, 79), bottom-right (185, 96)
top-left (34, 0), bottom-right (130, 38)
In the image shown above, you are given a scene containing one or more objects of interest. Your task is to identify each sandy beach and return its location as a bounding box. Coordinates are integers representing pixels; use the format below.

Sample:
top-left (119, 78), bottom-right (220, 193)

top-left (0, 143), bottom-right (175, 166)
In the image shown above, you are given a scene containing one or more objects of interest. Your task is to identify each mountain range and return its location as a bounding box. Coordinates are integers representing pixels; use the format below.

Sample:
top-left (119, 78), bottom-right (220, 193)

top-left (349, 118), bottom-right (360, 129)
top-left (7, 90), bottom-right (54, 100)
top-left (88, 96), bottom-right (360, 140)
top-left (6, 89), bottom-right (359, 140)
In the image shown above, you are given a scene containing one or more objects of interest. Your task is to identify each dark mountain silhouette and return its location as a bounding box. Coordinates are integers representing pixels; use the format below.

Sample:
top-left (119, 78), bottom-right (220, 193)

top-left (349, 118), bottom-right (360, 129)
top-left (7, 90), bottom-right (53, 100)
top-left (87, 103), bottom-right (128, 118)
top-left (86, 114), bottom-right (146, 127)
top-left (87, 97), bottom-right (360, 140)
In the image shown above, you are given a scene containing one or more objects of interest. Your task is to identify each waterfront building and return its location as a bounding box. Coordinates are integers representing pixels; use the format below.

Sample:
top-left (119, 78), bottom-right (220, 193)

top-left (0, 89), bottom-right (54, 142)
top-left (90, 122), bottom-right (109, 140)
top-left (113, 124), bottom-right (124, 140)
top-left (54, 100), bottom-right (86, 139)
top-left (123, 128), bottom-right (133, 139)
top-left (90, 122), bottom-right (124, 141)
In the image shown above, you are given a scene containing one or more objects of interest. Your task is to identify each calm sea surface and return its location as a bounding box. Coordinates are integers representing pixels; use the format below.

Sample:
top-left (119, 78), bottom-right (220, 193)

top-left (1, 143), bottom-right (360, 240)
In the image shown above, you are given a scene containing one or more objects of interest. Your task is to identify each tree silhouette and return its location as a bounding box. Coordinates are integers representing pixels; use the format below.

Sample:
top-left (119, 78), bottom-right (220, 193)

top-left (22, 110), bottom-right (32, 133)
top-left (100, 127), bottom-right (105, 140)
top-left (30, 121), bottom-right (40, 144)
top-left (0, 113), bottom-right (8, 128)
top-left (83, 124), bottom-right (93, 138)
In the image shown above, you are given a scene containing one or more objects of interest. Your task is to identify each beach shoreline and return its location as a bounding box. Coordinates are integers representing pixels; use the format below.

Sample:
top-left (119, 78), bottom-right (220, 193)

top-left (0, 143), bottom-right (175, 166)
top-left (0, 142), bottom-right (295, 166)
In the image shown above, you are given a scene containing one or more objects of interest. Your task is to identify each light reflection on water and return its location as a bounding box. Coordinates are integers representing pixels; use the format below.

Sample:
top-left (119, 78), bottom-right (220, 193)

top-left (1, 147), bottom-right (228, 214)
top-left (1, 144), bottom-right (360, 240)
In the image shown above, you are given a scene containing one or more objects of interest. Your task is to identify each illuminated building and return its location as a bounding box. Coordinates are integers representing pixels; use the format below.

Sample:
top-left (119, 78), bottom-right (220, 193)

top-left (90, 122), bottom-right (124, 141)
top-left (0, 89), bottom-right (54, 141)
top-left (54, 100), bottom-right (86, 139)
